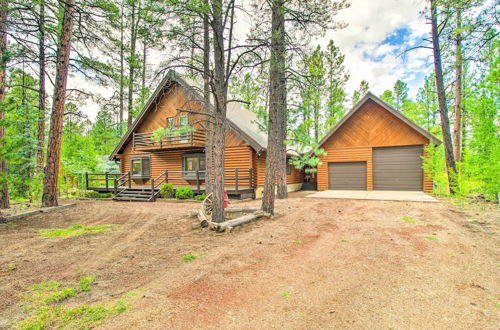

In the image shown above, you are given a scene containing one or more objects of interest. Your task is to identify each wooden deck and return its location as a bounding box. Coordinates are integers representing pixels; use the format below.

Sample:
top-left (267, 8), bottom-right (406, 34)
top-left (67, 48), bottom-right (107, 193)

top-left (85, 170), bottom-right (255, 199)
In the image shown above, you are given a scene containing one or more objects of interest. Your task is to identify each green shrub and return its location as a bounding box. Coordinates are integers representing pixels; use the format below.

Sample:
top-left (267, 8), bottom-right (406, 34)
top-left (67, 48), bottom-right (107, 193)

top-left (83, 191), bottom-right (100, 198)
top-left (83, 191), bottom-right (112, 198)
top-left (194, 193), bottom-right (206, 201)
top-left (160, 183), bottom-right (174, 198)
top-left (175, 187), bottom-right (193, 199)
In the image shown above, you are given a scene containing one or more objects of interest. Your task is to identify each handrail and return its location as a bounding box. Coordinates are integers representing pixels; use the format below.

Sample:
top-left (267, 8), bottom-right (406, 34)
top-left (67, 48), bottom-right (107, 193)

top-left (133, 128), bottom-right (206, 150)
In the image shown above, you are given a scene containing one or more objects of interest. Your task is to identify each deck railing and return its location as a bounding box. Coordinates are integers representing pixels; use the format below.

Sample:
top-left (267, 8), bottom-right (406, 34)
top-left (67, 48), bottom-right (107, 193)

top-left (133, 129), bottom-right (206, 151)
top-left (85, 168), bottom-right (254, 196)
top-left (85, 172), bottom-right (123, 192)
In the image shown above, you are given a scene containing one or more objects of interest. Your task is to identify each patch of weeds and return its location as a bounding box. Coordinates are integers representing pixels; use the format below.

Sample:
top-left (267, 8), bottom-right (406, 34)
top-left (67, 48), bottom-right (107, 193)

top-left (15, 277), bottom-right (129, 330)
top-left (280, 291), bottom-right (291, 299)
top-left (292, 240), bottom-right (302, 244)
top-left (340, 239), bottom-right (350, 242)
top-left (496, 302), bottom-right (500, 308)
top-left (424, 235), bottom-right (437, 240)
top-left (182, 252), bottom-right (205, 262)
top-left (7, 264), bottom-right (17, 271)
top-left (38, 224), bottom-right (115, 239)
top-left (79, 276), bottom-right (94, 292)
top-left (402, 216), bottom-right (416, 224)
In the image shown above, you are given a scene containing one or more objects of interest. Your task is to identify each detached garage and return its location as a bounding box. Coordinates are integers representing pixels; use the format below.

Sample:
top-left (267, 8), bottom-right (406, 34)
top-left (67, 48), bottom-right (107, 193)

top-left (317, 92), bottom-right (441, 192)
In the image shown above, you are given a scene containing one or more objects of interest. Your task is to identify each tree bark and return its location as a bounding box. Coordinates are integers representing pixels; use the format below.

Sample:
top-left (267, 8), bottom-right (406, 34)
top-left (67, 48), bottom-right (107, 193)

top-left (0, 0), bottom-right (9, 209)
top-left (127, 0), bottom-right (138, 128)
top-left (42, 0), bottom-right (75, 207)
top-left (263, 0), bottom-right (287, 211)
top-left (453, 3), bottom-right (462, 163)
top-left (430, 0), bottom-right (457, 193)
top-left (276, 7), bottom-right (288, 200)
top-left (119, 3), bottom-right (124, 131)
top-left (203, 3), bottom-right (213, 196)
top-left (36, 0), bottom-right (46, 170)
top-left (210, 0), bottom-right (228, 223)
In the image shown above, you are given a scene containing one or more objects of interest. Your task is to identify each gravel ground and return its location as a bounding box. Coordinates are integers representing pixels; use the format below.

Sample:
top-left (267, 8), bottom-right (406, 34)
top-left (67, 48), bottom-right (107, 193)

top-left (0, 192), bottom-right (498, 329)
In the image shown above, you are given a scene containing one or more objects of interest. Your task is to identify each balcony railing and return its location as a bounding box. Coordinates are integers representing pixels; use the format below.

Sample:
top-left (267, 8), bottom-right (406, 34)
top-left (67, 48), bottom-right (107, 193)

top-left (133, 129), bottom-right (206, 151)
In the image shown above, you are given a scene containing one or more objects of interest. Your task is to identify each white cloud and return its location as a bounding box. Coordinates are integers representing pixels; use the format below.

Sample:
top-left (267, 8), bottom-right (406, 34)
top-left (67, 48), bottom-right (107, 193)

top-left (318, 0), bottom-right (431, 100)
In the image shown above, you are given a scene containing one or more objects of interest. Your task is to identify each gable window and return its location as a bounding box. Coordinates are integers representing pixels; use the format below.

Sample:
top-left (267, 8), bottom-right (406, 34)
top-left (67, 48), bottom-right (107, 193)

top-left (166, 117), bottom-right (175, 143)
top-left (130, 156), bottom-right (150, 179)
top-left (182, 153), bottom-right (205, 178)
top-left (179, 115), bottom-right (189, 143)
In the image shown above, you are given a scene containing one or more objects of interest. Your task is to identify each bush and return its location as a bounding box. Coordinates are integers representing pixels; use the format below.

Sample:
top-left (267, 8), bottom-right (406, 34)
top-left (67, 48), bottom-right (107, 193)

top-left (83, 191), bottom-right (112, 198)
top-left (175, 187), bottom-right (193, 199)
top-left (83, 190), bottom-right (100, 198)
top-left (194, 193), bottom-right (206, 201)
top-left (160, 183), bottom-right (174, 198)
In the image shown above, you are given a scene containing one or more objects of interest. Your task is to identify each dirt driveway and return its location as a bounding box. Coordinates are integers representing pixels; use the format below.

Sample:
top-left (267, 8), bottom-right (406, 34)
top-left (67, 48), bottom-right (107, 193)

top-left (0, 193), bottom-right (498, 329)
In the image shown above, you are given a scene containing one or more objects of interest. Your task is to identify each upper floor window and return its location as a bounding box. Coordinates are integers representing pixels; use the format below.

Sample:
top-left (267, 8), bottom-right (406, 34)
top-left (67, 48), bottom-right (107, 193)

top-left (167, 117), bottom-right (174, 127)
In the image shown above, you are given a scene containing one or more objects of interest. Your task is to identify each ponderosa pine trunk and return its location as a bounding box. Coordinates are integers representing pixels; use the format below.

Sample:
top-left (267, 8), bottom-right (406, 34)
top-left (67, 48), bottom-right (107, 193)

top-left (203, 3), bottom-right (213, 196)
top-left (430, 0), bottom-right (457, 193)
top-left (119, 3), bottom-right (125, 131)
top-left (453, 3), bottom-right (462, 163)
top-left (127, 0), bottom-right (139, 128)
top-left (263, 0), bottom-right (287, 212)
top-left (275, 1), bottom-right (288, 200)
top-left (210, 0), bottom-right (228, 223)
top-left (36, 0), bottom-right (46, 170)
top-left (42, 0), bottom-right (75, 207)
top-left (0, 0), bottom-right (9, 209)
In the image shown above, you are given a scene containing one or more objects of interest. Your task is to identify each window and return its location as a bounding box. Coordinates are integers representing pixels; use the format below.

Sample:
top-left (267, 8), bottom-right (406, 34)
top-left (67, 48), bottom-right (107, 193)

top-left (179, 115), bottom-right (189, 143)
top-left (130, 157), bottom-right (150, 178)
top-left (166, 117), bottom-right (175, 142)
top-left (286, 158), bottom-right (291, 175)
top-left (182, 153), bottom-right (205, 178)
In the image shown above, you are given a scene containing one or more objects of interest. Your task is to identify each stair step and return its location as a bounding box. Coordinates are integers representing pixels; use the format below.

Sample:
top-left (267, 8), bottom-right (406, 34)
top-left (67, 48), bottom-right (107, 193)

top-left (113, 197), bottom-right (152, 202)
top-left (116, 194), bottom-right (153, 198)
top-left (118, 191), bottom-right (151, 195)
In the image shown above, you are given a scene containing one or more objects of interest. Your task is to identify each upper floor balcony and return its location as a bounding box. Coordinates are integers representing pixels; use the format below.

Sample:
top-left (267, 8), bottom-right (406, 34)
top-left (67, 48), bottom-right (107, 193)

top-left (133, 128), bottom-right (206, 151)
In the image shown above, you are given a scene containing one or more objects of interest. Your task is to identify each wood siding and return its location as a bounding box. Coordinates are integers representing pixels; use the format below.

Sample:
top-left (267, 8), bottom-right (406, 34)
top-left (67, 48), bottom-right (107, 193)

top-left (116, 82), bottom-right (303, 190)
top-left (254, 152), bottom-right (304, 186)
top-left (318, 99), bottom-right (433, 192)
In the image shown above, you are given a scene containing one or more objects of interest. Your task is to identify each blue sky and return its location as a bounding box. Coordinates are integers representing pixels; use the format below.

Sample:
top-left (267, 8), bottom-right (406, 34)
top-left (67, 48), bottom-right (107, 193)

top-left (321, 0), bottom-right (431, 100)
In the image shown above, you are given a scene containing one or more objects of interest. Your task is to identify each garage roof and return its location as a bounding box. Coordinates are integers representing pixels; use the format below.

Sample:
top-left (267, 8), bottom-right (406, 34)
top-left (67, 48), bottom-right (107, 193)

top-left (318, 92), bottom-right (442, 147)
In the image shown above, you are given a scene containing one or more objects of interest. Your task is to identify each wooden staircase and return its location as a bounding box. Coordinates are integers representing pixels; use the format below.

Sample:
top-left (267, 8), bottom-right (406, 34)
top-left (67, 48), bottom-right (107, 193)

top-left (113, 188), bottom-right (159, 202)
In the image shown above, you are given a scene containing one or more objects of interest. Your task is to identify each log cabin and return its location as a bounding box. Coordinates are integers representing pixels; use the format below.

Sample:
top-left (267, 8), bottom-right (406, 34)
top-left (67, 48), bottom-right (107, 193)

top-left (86, 71), bottom-right (303, 201)
top-left (315, 92), bottom-right (441, 192)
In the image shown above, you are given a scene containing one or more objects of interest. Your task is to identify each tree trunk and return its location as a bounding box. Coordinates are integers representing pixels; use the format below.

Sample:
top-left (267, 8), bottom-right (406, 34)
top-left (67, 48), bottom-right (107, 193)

top-left (141, 41), bottom-right (147, 104)
top-left (203, 3), bottom-right (213, 196)
top-left (42, 0), bottom-right (75, 207)
top-left (275, 0), bottom-right (287, 200)
top-left (36, 0), bottom-right (46, 170)
top-left (127, 1), bottom-right (137, 128)
top-left (211, 0), bottom-right (228, 223)
top-left (0, 0), bottom-right (9, 209)
top-left (263, 0), bottom-right (287, 211)
top-left (430, 0), bottom-right (457, 193)
top-left (119, 3), bottom-right (124, 131)
top-left (453, 4), bottom-right (462, 163)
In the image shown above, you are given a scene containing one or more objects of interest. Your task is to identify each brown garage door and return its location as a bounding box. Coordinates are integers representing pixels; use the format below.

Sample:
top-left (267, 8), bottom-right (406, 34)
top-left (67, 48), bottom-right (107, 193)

top-left (328, 162), bottom-right (367, 190)
top-left (373, 145), bottom-right (423, 191)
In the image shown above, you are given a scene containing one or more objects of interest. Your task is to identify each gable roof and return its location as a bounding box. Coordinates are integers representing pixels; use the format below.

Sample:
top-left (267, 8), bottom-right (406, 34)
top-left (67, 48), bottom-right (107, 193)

top-left (318, 92), bottom-right (442, 147)
top-left (110, 70), bottom-right (268, 160)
